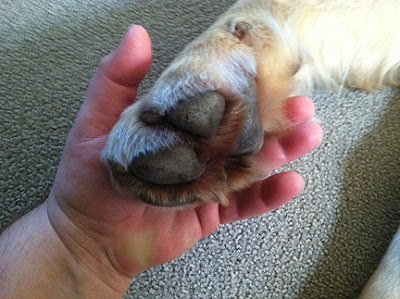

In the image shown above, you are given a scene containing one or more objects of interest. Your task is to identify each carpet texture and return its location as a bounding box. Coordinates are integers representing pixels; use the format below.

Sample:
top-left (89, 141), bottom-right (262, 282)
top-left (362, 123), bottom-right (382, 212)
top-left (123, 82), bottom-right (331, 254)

top-left (1, 1), bottom-right (400, 298)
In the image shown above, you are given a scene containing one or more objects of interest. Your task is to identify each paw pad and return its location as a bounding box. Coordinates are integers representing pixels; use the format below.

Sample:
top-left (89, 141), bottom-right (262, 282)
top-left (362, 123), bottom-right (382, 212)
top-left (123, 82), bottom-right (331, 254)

top-left (234, 97), bottom-right (264, 155)
top-left (128, 144), bottom-right (204, 185)
top-left (166, 91), bottom-right (225, 138)
top-left (105, 84), bottom-right (264, 206)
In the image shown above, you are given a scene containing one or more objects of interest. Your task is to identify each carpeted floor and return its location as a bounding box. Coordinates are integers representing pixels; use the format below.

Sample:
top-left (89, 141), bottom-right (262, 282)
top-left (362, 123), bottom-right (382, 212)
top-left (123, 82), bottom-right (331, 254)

top-left (1, 1), bottom-right (400, 298)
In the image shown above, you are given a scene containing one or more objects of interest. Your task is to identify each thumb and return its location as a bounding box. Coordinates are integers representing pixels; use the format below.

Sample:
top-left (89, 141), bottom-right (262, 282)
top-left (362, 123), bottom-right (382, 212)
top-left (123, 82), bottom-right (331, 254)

top-left (73, 25), bottom-right (153, 140)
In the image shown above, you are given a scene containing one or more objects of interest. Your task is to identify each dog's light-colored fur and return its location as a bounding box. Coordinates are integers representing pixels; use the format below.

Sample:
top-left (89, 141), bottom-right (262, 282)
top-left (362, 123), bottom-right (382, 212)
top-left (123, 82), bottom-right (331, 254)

top-left (103, 0), bottom-right (400, 295)
top-left (106, 0), bottom-right (400, 161)
top-left (360, 226), bottom-right (400, 298)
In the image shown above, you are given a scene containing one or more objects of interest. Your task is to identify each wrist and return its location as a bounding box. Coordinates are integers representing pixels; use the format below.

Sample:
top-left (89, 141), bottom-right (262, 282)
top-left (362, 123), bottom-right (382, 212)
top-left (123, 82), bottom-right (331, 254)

top-left (45, 194), bottom-right (135, 297)
top-left (0, 200), bottom-right (130, 299)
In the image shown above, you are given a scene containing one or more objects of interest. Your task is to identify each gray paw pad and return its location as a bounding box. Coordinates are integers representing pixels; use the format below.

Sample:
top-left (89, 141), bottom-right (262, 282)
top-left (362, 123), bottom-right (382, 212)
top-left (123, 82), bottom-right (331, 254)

top-left (137, 193), bottom-right (196, 207)
top-left (233, 99), bottom-right (264, 156)
top-left (128, 144), bottom-right (205, 185)
top-left (166, 91), bottom-right (225, 138)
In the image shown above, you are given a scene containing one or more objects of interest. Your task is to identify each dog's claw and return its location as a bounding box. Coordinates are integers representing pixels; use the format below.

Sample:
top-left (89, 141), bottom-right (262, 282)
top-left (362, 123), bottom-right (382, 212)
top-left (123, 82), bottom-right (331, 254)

top-left (166, 91), bottom-right (225, 138)
top-left (128, 144), bottom-right (205, 185)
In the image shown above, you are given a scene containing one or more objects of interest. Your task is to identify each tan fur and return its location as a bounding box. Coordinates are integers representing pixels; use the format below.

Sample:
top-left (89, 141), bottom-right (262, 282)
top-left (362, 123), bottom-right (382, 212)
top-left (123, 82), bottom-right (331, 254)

top-left (359, 227), bottom-right (400, 298)
top-left (105, 0), bottom-right (400, 204)
top-left (163, 0), bottom-right (400, 134)
top-left (206, 0), bottom-right (400, 127)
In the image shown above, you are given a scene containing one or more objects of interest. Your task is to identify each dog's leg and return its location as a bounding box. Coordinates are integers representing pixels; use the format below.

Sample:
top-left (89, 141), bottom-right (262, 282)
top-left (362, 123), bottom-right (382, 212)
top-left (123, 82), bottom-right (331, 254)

top-left (102, 1), bottom-right (304, 206)
top-left (291, 0), bottom-right (400, 91)
top-left (359, 226), bottom-right (400, 299)
top-left (103, 0), bottom-right (400, 206)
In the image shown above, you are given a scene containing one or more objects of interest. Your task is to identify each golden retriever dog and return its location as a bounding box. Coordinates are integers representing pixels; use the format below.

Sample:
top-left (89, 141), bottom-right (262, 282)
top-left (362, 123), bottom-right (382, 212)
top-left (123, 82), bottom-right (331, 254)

top-left (102, 1), bottom-right (400, 297)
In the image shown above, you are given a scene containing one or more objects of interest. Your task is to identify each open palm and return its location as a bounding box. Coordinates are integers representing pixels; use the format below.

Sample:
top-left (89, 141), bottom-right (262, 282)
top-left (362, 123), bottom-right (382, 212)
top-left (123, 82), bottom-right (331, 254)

top-left (46, 25), bottom-right (323, 287)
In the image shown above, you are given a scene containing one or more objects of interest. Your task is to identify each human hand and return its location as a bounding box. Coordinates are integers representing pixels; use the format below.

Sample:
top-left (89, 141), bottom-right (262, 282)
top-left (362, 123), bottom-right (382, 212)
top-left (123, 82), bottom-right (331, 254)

top-left (46, 25), bottom-right (323, 292)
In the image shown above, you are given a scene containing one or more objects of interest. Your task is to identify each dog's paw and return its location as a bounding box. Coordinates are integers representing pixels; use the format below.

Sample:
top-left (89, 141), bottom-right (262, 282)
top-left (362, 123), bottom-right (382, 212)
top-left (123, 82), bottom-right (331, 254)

top-left (102, 17), bottom-right (294, 207)
top-left (103, 73), bottom-right (265, 206)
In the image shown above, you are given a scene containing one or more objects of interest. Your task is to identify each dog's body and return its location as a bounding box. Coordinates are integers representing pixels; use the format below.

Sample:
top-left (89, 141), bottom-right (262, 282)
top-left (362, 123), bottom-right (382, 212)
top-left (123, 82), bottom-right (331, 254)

top-left (102, 0), bottom-right (400, 296)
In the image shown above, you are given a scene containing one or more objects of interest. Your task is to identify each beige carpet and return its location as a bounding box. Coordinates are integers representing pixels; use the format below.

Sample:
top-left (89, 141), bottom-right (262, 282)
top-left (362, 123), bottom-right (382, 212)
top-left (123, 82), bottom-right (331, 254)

top-left (1, 1), bottom-right (400, 298)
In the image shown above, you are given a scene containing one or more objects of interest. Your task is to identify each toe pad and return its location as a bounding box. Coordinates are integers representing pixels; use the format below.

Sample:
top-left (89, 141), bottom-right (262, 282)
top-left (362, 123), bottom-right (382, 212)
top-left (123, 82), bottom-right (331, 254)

top-left (166, 91), bottom-right (225, 138)
top-left (128, 144), bottom-right (205, 185)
